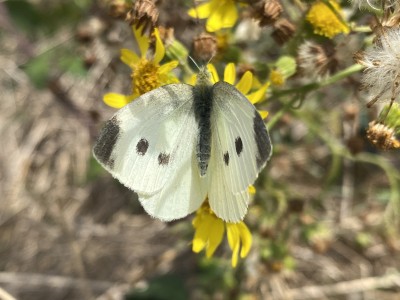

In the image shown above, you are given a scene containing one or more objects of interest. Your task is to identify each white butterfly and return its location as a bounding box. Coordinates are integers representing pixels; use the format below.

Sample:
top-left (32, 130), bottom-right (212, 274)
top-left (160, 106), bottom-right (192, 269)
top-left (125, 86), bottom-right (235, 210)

top-left (93, 67), bottom-right (272, 222)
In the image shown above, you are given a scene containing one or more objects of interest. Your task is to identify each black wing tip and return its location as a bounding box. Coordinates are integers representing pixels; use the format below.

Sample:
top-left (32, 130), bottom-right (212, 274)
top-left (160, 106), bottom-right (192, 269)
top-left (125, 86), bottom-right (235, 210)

top-left (93, 115), bottom-right (121, 169)
top-left (253, 111), bottom-right (272, 170)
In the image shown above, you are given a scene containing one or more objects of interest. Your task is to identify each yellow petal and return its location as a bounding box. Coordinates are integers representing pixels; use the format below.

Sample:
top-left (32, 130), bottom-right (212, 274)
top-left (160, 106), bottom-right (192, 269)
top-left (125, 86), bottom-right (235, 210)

top-left (192, 214), bottom-right (214, 253)
top-left (120, 49), bottom-right (140, 68)
top-left (252, 76), bottom-right (262, 89)
top-left (153, 28), bottom-right (165, 64)
top-left (192, 213), bottom-right (202, 229)
top-left (258, 110), bottom-right (269, 119)
top-left (235, 71), bottom-right (253, 95)
top-left (248, 185), bottom-right (256, 195)
top-left (224, 63), bottom-right (236, 85)
top-left (188, 74), bottom-right (197, 86)
top-left (238, 222), bottom-right (252, 258)
top-left (159, 60), bottom-right (179, 75)
top-left (103, 93), bottom-right (136, 108)
top-left (226, 223), bottom-right (240, 267)
top-left (206, 8), bottom-right (224, 32)
top-left (205, 217), bottom-right (225, 258)
top-left (133, 25), bottom-right (149, 57)
top-left (188, 2), bottom-right (212, 19)
top-left (207, 64), bottom-right (219, 83)
top-left (206, 0), bottom-right (237, 32)
top-left (220, 1), bottom-right (238, 28)
top-left (192, 218), bottom-right (210, 253)
top-left (247, 82), bottom-right (269, 104)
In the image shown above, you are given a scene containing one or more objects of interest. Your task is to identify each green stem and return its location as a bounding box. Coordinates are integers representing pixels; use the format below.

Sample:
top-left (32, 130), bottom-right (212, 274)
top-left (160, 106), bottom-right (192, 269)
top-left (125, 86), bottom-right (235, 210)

top-left (267, 64), bottom-right (364, 129)
top-left (352, 25), bottom-right (372, 33)
top-left (272, 64), bottom-right (364, 98)
top-left (321, 64), bottom-right (364, 86)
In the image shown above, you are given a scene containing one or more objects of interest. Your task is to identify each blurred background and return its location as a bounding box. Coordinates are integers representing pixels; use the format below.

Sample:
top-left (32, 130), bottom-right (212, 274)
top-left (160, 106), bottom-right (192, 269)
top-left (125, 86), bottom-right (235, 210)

top-left (1, 0), bottom-right (400, 299)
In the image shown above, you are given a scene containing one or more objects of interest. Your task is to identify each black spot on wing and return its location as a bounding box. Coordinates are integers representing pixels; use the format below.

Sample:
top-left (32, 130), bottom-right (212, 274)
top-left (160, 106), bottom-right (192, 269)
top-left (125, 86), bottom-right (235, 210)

top-left (235, 137), bottom-right (243, 156)
top-left (158, 152), bottom-right (170, 165)
top-left (253, 111), bottom-right (272, 169)
top-left (136, 138), bottom-right (149, 155)
top-left (223, 151), bottom-right (230, 166)
top-left (93, 115), bottom-right (120, 169)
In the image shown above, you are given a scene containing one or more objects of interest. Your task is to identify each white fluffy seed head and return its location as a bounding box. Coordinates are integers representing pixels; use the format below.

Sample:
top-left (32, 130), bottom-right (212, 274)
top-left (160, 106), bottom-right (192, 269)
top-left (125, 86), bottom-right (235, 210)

top-left (359, 27), bottom-right (400, 105)
top-left (350, 0), bottom-right (397, 10)
top-left (297, 41), bottom-right (336, 80)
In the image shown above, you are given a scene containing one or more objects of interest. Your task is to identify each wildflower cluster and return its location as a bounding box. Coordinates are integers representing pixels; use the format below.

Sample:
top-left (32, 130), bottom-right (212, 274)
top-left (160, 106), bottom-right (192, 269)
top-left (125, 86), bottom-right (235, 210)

top-left (100, 0), bottom-right (400, 271)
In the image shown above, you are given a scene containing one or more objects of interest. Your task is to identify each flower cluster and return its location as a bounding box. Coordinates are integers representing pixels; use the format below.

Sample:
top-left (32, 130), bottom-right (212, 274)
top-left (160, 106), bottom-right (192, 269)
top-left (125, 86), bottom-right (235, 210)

top-left (192, 202), bottom-right (252, 267)
top-left (99, 0), bottom-right (400, 273)
top-left (102, 16), bottom-right (270, 266)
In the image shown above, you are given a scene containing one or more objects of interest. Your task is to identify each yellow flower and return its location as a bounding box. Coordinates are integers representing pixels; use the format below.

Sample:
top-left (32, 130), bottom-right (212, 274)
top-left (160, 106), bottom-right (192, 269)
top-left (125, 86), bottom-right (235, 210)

top-left (103, 26), bottom-right (179, 108)
top-left (269, 69), bottom-right (285, 86)
top-left (188, 0), bottom-right (239, 32)
top-left (269, 56), bottom-right (297, 87)
top-left (306, 0), bottom-right (349, 39)
top-left (190, 63), bottom-right (270, 119)
top-left (192, 202), bottom-right (252, 267)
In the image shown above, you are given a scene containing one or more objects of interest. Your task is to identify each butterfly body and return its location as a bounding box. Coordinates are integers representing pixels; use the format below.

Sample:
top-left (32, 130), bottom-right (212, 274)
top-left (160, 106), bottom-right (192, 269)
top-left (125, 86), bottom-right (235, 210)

top-left (93, 68), bottom-right (272, 222)
top-left (193, 73), bottom-right (213, 176)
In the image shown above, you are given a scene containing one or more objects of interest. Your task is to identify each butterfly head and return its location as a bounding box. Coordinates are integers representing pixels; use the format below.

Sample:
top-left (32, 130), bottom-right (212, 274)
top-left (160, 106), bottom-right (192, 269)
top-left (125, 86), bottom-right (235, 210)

top-left (196, 66), bottom-right (213, 87)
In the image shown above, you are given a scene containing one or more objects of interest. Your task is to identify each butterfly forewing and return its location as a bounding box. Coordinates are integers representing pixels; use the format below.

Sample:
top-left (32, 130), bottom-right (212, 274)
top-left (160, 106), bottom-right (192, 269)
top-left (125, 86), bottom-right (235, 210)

top-left (207, 81), bottom-right (272, 222)
top-left (93, 84), bottom-right (198, 196)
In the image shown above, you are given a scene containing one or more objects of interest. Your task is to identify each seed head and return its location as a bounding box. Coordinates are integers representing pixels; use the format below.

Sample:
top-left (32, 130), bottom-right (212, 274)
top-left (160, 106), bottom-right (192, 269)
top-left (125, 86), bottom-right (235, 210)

top-left (297, 41), bottom-right (337, 80)
top-left (126, 0), bottom-right (159, 34)
top-left (366, 121), bottom-right (400, 150)
top-left (252, 0), bottom-right (283, 27)
top-left (356, 27), bottom-right (400, 108)
top-left (192, 33), bottom-right (218, 63)
top-left (271, 18), bottom-right (296, 45)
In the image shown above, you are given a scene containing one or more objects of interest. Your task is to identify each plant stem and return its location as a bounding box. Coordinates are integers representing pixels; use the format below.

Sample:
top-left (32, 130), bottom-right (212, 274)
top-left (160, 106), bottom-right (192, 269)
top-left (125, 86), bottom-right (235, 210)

top-left (272, 64), bottom-right (364, 98)
top-left (267, 64), bottom-right (364, 129)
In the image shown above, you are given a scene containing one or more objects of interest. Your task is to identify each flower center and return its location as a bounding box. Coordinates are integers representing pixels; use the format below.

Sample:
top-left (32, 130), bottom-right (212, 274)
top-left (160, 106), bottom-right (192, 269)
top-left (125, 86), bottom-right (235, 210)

top-left (132, 59), bottom-right (160, 96)
top-left (306, 0), bottom-right (349, 39)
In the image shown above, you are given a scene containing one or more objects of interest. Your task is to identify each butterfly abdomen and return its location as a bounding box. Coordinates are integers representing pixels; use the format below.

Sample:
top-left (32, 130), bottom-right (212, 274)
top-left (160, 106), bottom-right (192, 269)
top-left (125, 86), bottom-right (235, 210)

top-left (193, 83), bottom-right (213, 176)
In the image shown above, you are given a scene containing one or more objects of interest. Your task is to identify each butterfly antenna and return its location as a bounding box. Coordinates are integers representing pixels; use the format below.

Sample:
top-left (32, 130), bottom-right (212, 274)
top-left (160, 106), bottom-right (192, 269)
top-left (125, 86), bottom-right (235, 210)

top-left (188, 55), bottom-right (201, 72)
top-left (207, 55), bottom-right (214, 66)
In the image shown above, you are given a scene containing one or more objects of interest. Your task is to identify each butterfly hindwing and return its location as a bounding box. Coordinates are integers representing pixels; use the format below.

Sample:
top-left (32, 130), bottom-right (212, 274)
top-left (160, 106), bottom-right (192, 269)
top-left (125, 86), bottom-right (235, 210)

top-left (139, 123), bottom-right (208, 220)
top-left (93, 84), bottom-right (200, 198)
top-left (207, 81), bottom-right (272, 222)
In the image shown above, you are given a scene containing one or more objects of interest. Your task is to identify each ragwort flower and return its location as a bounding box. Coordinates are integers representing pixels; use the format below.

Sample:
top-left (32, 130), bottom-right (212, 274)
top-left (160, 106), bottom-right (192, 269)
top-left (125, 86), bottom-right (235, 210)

top-left (104, 25), bottom-right (179, 108)
top-left (268, 56), bottom-right (296, 87)
top-left (306, 0), bottom-right (350, 39)
top-left (192, 201), bottom-right (252, 267)
top-left (188, 0), bottom-right (239, 32)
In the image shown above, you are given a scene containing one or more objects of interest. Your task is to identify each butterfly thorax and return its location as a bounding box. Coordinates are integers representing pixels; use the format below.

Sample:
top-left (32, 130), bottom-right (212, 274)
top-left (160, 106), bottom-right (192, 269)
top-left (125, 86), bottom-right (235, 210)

top-left (193, 68), bottom-right (213, 177)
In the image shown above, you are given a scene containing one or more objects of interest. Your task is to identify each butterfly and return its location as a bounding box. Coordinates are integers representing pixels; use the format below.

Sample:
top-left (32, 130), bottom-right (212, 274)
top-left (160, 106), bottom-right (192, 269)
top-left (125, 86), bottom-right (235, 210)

top-left (93, 67), bottom-right (272, 222)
